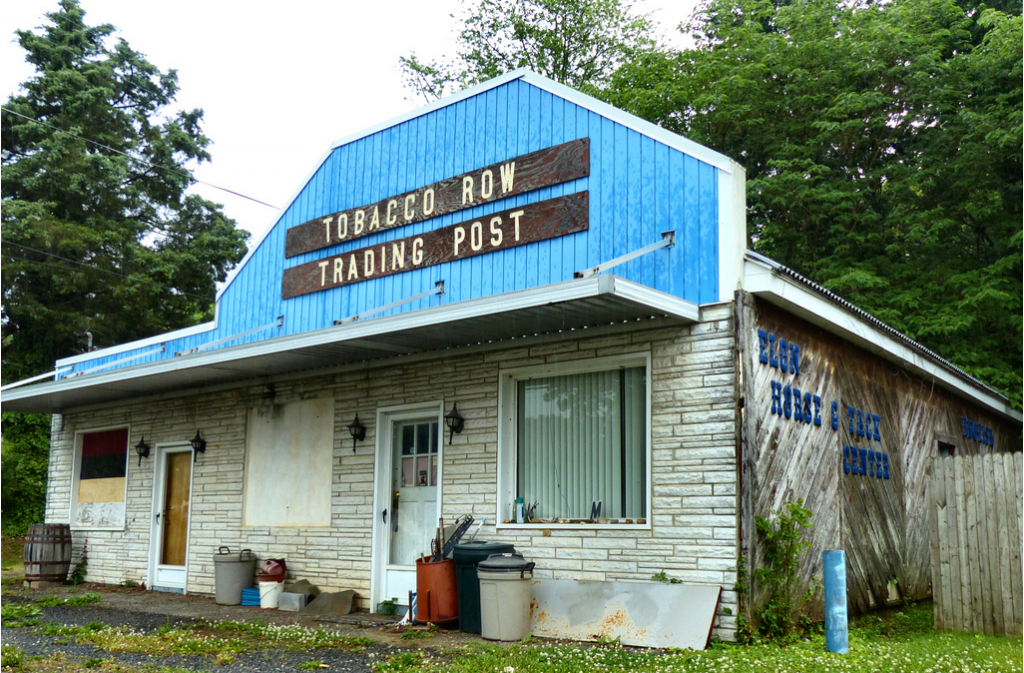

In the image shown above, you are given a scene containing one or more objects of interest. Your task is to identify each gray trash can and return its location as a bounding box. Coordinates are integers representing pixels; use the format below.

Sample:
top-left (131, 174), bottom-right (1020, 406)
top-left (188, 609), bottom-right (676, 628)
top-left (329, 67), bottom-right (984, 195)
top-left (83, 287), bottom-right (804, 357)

top-left (478, 552), bottom-right (535, 641)
top-left (214, 547), bottom-right (254, 605)
top-left (454, 540), bottom-right (516, 634)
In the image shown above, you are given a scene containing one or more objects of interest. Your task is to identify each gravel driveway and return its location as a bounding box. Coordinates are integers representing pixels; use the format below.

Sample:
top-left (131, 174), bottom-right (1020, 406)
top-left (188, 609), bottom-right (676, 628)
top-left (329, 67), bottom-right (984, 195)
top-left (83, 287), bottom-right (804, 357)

top-left (1, 585), bottom-right (466, 672)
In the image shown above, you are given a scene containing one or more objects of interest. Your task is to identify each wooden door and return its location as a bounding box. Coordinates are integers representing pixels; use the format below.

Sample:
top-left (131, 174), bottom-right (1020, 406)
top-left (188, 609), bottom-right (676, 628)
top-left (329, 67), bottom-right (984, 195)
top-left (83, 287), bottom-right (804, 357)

top-left (161, 451), bottom-right (191, 566)
top-left (150, 445), bottom-right (193, 591)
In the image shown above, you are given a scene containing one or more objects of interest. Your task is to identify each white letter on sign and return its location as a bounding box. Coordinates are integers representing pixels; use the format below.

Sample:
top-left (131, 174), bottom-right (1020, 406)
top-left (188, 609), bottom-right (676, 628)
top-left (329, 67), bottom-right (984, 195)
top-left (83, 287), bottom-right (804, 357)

top-left (509, 210), bottom-right (524, 241)
top-left (412, 237), bottom-right (424, 265)
top-left (481, 170), bottom-right (493, 199)
top-left (453, 226), bottom-right (466, 256)
top-left (490, 216), bottom-right (503, 247)
top-left (462, 176), bottom-right (474, 205)
top-left (500, 162), bottom-right (516, 193)
top-left (392, 241), bottom-right (406, 269)
top-left (318, 260), bottom-right (330, 286)
top-left (471, 221), bottom-right (483, 251)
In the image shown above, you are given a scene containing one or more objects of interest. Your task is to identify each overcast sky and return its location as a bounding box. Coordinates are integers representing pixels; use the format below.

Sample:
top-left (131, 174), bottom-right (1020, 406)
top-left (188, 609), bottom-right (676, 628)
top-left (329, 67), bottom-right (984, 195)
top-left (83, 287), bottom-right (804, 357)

top-left (1, 0), bottom-right (698, 242)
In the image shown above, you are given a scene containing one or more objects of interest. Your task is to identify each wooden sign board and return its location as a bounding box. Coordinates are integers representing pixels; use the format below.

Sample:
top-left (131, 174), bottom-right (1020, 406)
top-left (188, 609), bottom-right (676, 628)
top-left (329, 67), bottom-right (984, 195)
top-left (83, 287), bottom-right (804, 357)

top-left (284, 138), bottom-right (590, 258)
top-left (281, 192), bottom-right (589, 300)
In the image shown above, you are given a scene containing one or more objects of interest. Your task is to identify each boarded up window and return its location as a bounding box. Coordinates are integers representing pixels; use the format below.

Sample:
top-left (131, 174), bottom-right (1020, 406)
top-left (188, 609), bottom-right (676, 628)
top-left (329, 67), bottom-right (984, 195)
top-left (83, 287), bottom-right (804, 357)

top-left (243, 398), bottom-right (334, 527)
top-left (72, 428), bottom-right (129, 529)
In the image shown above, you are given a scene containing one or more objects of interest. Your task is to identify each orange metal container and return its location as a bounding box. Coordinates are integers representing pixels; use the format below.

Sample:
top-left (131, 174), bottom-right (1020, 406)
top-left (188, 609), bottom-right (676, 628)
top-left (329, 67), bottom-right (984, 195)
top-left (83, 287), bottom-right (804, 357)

top-left (415, 556), bottom-right (458, 627)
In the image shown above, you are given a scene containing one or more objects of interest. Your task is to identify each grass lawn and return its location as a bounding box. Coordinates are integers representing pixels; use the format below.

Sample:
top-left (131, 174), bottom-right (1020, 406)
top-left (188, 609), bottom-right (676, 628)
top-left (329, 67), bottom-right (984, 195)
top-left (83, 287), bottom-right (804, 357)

top-left (1, 536), bottom-right (25, 574)
top-left (373, 602), bottom-right (1021, 673)
top-left (2, 593), bottom-right (1019, 673)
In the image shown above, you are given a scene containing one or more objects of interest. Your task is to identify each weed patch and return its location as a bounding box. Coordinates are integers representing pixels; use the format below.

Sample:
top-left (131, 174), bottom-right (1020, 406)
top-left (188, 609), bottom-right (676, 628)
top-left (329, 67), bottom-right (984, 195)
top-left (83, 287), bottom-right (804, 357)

top-left (53, 619), bottom-right (373, 662)
top-left (752, 498), bottom-right (816, 640)
top-left (34, 591), bottom-right (101, 607)
top-left (2, 602), bottom-right (42, 623)
top-left (399, 627), bottom-right (433, 641)
top-left (1, 644), bottom-right (27, 669)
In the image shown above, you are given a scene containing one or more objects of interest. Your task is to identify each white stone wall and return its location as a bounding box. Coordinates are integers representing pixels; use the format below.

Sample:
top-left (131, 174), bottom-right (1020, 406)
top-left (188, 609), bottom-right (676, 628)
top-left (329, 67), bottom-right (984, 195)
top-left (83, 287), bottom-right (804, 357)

top-left (46, 305), bottom-right (739, 638)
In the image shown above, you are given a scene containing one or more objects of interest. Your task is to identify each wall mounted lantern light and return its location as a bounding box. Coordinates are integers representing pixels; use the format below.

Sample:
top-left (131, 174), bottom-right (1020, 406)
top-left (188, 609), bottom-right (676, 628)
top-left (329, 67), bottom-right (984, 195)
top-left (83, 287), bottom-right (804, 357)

top-left (190, 430), bottom-right (206, 461)
top-left (444, 403), bottom-right (464, 445)
top-left (134, 436), bottom-right (150, 467)
top-left (347, 415), bottom-right (366, 453)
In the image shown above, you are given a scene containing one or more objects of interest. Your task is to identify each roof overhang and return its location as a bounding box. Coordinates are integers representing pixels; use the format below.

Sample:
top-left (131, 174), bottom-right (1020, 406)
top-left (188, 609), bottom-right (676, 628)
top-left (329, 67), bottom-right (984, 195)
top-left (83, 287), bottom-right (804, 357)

top-left (0, 275), bottom-right (698, 414)
top-left (744, 255), bottom-right (1021, 425)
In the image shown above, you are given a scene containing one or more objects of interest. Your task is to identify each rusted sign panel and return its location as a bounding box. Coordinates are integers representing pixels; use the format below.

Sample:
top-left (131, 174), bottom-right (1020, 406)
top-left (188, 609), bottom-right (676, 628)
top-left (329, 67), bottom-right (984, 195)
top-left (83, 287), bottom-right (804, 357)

top-left (530, 579), bottom-right (721, 649)
top-left (282, 192), bottom-right (589, 300)
top-left (284, 137), bottom-right (590, 258)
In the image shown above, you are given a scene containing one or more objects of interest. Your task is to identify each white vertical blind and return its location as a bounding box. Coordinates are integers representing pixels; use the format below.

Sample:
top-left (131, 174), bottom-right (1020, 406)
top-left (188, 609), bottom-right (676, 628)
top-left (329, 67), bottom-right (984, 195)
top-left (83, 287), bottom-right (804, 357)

top-left (518, 367), bottom-right (646, 519)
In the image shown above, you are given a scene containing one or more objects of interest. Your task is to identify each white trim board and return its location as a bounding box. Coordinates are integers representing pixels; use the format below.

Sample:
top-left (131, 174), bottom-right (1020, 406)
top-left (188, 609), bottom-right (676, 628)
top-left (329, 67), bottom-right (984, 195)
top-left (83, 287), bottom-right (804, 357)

top-left (743, 258), bottom-right (1021, 424)
top-left (718, 159), bottom-right (747, 303)
top-left (2, 275), bottom-right (698, 413)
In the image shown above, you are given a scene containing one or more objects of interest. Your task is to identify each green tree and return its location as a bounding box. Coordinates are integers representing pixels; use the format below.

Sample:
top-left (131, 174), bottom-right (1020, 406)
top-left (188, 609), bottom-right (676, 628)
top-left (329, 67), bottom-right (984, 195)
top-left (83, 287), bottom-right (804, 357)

top-left (1, 0), bottom-right (249, 375)
top-left (399, 0), bottom-right (656, 101)
top-left (1, 1), bottom-right (250, 533)
top-left (0, 412), bottom-right (51, 536)
top-left (605, 0), bottom-right (1022, 406)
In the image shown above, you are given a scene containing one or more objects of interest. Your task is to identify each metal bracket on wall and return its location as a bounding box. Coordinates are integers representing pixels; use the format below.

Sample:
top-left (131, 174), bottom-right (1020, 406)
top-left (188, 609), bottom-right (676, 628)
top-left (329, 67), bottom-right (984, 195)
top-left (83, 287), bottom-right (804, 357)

top-left (65, 345), bottom-right (167, 378)
top-left (334, 281), bottom-right (445, 326)
top-left (574, 231), bottom-right (676, 279)
top-left (175, 315), bottom-right (284, 357)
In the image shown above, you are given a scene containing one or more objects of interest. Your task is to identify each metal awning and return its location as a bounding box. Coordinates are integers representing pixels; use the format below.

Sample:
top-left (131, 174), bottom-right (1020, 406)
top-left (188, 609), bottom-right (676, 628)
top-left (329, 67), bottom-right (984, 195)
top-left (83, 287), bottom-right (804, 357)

top-left (0, 275), bottom-right (699, 414)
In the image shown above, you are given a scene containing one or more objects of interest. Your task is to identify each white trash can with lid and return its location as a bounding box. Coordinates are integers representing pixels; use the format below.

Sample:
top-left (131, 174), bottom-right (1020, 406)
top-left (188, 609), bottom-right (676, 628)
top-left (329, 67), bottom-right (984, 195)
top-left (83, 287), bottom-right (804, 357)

top-left (478, 552), bottom-right (535, 641)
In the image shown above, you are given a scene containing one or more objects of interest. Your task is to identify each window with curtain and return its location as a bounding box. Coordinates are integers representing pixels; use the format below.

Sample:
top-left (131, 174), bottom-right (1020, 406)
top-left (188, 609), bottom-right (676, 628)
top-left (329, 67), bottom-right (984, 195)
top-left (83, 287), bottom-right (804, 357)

top-left (517, 366), bottom-right (647, 520)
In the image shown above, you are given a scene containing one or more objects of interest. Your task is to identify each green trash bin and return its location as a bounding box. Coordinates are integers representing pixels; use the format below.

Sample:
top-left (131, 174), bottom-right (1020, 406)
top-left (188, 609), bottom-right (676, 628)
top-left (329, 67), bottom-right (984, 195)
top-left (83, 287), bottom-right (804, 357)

top-left (453, 540), bottom-right (515, 633)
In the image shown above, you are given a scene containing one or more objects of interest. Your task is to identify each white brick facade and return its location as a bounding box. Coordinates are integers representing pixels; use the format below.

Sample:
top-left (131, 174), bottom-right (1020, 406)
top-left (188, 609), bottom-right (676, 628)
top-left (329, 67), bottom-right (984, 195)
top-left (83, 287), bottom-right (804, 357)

top-left (46, 306), bottom-right (739, 639)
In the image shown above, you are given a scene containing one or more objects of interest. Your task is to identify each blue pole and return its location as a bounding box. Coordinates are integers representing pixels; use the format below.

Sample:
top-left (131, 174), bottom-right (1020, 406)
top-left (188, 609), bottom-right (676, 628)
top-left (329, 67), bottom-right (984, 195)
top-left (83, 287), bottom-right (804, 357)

top-left (823, 550), bottom-right (848, 654)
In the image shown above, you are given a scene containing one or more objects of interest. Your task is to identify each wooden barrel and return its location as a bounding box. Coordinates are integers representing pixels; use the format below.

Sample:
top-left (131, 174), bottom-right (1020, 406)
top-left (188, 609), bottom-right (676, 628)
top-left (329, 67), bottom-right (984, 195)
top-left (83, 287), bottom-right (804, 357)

top-left (24, 523), bottom-right (73, 582)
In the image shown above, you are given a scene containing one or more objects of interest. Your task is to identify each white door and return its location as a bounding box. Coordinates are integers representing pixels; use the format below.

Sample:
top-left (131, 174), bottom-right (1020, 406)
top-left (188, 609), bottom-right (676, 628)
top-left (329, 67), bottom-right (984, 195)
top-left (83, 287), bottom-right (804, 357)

top-left (148, 444), bottom-right (194, 592)
top-left (372, 405), bottom-right (443, 610)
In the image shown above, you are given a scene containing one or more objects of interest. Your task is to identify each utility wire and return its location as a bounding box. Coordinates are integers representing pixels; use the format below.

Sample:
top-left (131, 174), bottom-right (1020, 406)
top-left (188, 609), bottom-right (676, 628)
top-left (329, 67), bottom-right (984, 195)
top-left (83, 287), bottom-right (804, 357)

top-left (1, 107), bottom-right (281, 210)
top-left (2, 242), bottom-right (213, 302)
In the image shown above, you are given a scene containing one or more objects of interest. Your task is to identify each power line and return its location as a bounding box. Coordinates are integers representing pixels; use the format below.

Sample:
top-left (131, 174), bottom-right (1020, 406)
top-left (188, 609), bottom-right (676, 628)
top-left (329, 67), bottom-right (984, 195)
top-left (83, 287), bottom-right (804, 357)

top-left (1, 107), bottom-right (281, 210)
top-left (2, 242), bottom-right (213, 302)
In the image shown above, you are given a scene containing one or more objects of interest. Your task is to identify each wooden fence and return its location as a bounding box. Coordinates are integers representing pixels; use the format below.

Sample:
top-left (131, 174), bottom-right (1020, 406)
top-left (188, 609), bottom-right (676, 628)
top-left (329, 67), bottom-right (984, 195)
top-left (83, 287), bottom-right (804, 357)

top-left (929, 452), bottom-right (1022, 636)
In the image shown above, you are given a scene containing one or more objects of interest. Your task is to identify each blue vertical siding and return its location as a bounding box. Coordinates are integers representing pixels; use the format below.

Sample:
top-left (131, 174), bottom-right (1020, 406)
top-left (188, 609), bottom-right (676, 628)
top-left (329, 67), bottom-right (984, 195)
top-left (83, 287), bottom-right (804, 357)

top-left (61, 77), bottom-right (727, 378)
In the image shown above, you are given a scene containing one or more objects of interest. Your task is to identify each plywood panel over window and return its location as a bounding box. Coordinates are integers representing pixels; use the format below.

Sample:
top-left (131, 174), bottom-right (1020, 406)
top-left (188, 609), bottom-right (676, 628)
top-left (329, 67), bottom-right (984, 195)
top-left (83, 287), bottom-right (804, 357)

top-left (72, 427), bottom-right (129, 529)
top-left (243, 398), bottom-right (334, 528)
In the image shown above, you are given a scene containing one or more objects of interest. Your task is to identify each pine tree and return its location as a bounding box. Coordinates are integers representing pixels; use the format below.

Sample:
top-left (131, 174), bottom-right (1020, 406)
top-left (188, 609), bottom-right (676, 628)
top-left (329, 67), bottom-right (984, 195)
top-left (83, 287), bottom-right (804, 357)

top-left (1, 0), bottom-right (249, 375)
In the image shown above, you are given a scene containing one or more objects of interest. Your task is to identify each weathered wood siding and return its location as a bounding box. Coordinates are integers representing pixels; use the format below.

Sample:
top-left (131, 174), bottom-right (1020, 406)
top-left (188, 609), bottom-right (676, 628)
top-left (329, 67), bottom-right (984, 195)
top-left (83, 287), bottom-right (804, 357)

top-left (930, 453), bottom-right (1023, 636)
top-left (738, 293), bottom-right (1020, 616)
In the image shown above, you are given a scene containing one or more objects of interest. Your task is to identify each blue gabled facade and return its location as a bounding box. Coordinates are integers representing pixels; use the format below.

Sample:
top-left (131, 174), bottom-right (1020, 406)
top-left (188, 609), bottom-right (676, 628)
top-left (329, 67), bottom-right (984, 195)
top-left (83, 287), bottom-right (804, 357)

top-left (55, 71), bottom-right (737, 379)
